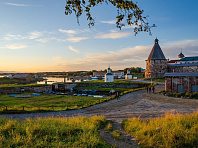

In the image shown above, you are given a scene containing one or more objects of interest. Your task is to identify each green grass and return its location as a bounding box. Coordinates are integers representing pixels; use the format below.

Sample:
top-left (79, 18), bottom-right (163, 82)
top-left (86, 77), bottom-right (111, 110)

top-left (80, 79), bottom-right (147, 85)
top-left (123, 111), bottom-right (198, 147)
top-left (0, 86), bottom-right (146, 114)
top-left (0, 83), bottom-right (49, 88)
top-left (74, 86), bottom-right (131, 91)
top-left (132, 73), bottom-right (144, 78)
top-left (0, 116), bottom-right (112, 147)
top-left (0, 78), bottom-right (22, 84)
top-left (0, 94), bottom-right (116, 113)
top-left (144, 78), bottom-right (165, 82)
top-left (105, 121), bottom-right (114, 132)
top-left (111, 130), bottom-right (124, 141)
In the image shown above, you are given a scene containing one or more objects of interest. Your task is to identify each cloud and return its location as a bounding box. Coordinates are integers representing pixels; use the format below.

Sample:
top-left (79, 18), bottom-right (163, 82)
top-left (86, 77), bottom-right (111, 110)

top-left (3, 31), bottom-right (43, 41)
top-left (100, 20), bottom-right (117, 24)
top-left (51, 39), bottom-right (198, 71)
top-left (59, 29), bottom-right (77, 34)
top-left (67, 37), bottom-right (88, 42)
top-left (58, 29), bottom-right (91, 36)
top-left (68, 46), bottom-right (79, 53)
top-left (4, 3), bottom-right (27, 7)
top-left (28, 31), bottom-right (43, 39)
top-left (95, 30), bottom-right (131, 39)
top-left (3, 34), bottom-right (26, 40)
top-left (5, 44), bottom-right (28, 50)
top-left (161, 39), bottom-right (198, 59)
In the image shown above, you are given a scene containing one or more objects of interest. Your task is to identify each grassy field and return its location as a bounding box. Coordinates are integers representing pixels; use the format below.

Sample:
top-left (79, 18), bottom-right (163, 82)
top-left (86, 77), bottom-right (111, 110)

top-left (0, 87), bottom-right (146, 114)
top-left (0, 116), bottom-right (112, 147)
top-left (0, 83), bottom-right (49, 88)
top-left (0, 94), bottom-right (116, 113)
top-left (74, 86), bottom-right (131, 92)
top-left (144, 78), bottom-right (165, 82)
top-left (123, 111), bottom-right (198, 147)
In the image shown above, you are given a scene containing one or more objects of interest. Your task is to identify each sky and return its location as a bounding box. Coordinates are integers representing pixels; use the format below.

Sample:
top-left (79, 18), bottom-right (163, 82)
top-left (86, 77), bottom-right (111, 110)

top-left (0, 0), bottom-right (198, 73)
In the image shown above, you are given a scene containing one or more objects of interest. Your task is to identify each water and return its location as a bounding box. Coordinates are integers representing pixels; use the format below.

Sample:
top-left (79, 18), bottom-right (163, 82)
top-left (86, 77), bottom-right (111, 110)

top-left (37, 77), bottom-right (81, 84)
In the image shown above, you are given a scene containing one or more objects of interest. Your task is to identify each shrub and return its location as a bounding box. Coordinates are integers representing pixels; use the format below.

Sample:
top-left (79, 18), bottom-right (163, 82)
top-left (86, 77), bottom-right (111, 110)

top-left (176, 93), bottom-right (182, 98)
top-left (172, 93), bottom-right (177, 97)
top-left (192, 92), bottom-right (198, 99)
top-left (166, 92), bottom-right (171, 96)
top-left (185, 93), bottom-right (192, 98)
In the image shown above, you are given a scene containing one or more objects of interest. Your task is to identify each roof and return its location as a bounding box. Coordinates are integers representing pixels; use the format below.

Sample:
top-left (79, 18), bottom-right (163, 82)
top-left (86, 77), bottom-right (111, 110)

top-left (178, 52), bottom-right (185, 58)
top-left (167, 60), bottom-right (178, 64)
top-left (168, 63), bottom-right (198, 67)
top-left (164, 72), bottom-right (198, 77)
top-left (13, 73), bottom-right (31, 79)
top-left (105, 73), bottom-right (113, 75)
top-left (147, 38), bottom-right (166, 60)
top-left (179, 56), bottom-right (198, 61)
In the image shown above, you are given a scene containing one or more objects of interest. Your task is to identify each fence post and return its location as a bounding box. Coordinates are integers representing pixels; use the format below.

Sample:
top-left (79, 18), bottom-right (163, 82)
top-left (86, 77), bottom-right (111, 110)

top-left (52, 105), bottom-right (54, 111)
top-left (22, 106), bottom-right (24, 111)
top-left (5, 106), bottom-right (7, 111)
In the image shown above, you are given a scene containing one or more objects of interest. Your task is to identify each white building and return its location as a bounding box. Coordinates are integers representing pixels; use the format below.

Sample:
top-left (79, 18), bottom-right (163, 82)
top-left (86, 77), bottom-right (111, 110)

top-left (125, 69), bottom-right (132, 79)
top-left (105, 67), bottom-right (114, 82)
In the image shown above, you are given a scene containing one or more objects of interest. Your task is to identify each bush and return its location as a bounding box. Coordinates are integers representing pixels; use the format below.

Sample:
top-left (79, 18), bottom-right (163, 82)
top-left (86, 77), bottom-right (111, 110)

top-left (192, 92), bottom-right (198, 99)
top-left (185, 93), bottom-right (192, 98)
top-left (166, 92), bottom-right (171, 96)
top-left (176, 93), bottom-right (182, 98)
top-left (172, 93), bottom-right (177, 97)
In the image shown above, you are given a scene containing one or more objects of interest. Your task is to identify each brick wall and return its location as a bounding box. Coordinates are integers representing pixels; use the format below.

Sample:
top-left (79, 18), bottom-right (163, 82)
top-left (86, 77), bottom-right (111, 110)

top-left (166, 77), bottom-right (198, 93)
top-left (145, 59), bottom-right (167, 78)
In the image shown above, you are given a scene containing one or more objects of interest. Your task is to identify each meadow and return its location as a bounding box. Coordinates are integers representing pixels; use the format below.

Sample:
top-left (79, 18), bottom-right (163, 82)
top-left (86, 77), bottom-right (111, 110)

top-left (0, 94), bottom-right (116, 113)
top-left (144, 78), bottom-right (165, 82)
top-left (0, 116), bottom-right (112, 147)
top-left (123, 111), bottom-right (198, 147)
top-left (0, 80), bottom-right (148, 114)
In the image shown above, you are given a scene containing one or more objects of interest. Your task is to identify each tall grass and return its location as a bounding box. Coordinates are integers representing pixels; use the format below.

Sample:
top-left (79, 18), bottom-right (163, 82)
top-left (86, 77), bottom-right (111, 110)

top-left (123, 111), bottom-right (198, 147)
top-left (0, 116), bottom-right (111, 147)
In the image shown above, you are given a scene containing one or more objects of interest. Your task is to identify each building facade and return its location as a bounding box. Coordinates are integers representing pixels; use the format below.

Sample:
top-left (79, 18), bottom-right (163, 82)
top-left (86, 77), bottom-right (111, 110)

top-left (125, 69), bottom-right (132, 79)
top-left (145, 38), bottom-right (167, 79)
top-left (105, 67), bottom-right (114, 82)
top-left (164, 54), bottom-right (198, 94)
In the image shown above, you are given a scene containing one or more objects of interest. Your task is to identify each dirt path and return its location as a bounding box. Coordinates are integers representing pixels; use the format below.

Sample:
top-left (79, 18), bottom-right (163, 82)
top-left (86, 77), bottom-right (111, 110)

top-left (2, 83), bottom-right (198, 147)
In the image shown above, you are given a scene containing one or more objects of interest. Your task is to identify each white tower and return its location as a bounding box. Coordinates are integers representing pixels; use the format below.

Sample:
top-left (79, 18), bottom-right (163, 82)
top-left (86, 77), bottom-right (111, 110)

top-left (125, 69), bottom-right (132, 79)
top-left (105, 66), bottom-right (114, 82)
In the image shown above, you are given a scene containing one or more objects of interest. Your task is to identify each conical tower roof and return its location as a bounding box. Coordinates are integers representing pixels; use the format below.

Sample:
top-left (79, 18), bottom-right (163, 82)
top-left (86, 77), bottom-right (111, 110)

top-left (147, 38), bottom-right (166, 60)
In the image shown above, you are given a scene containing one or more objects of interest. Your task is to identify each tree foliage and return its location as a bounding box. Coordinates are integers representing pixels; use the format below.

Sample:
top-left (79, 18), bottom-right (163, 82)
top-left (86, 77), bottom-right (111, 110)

top-left (65, 0), bottom-right (155, 35)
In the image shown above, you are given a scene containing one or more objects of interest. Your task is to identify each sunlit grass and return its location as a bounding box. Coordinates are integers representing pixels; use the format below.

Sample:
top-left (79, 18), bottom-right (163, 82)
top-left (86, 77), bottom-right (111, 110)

top-left (0, 83), bottom-right (48, 88)
top-left (0, 116), bottom-right (112, 147)
top-left (0, 85), bottom-right (146, 113)
top-left (0, 94), bottom-right (117, 113)
top-left (123, 111), bottom-right (198, 147)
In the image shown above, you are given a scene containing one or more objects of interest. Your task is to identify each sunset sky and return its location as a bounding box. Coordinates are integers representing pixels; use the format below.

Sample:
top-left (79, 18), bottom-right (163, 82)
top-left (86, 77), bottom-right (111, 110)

top-left (0, 0), bottom-right (198, 72)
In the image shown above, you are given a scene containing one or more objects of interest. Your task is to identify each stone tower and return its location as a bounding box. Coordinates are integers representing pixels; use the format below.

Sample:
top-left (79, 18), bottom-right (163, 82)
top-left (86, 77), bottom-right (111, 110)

top-left (145, 38), bottom-right (167, 79)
